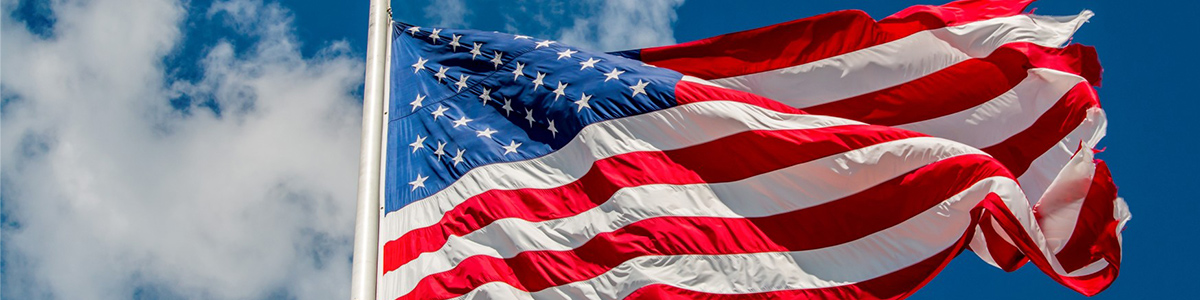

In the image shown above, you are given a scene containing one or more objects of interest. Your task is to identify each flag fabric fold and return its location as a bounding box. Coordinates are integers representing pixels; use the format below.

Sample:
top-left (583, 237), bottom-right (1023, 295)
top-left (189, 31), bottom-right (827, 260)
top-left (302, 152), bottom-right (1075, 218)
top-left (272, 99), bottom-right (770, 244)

top-left (377, 0), bottom-right (1129, 299)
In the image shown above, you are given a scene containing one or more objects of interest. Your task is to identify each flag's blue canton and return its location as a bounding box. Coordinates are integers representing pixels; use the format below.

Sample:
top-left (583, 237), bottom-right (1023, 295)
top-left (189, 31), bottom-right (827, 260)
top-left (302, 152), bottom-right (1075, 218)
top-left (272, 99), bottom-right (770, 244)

top-left (385, 23), bottom-right (684, 212)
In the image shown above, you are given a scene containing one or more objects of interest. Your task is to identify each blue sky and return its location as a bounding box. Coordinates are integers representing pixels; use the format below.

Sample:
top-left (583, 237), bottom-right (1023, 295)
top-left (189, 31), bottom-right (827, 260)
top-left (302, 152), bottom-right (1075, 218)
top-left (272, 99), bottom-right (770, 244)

top-left (3, 0), bottom-right (1195, 299)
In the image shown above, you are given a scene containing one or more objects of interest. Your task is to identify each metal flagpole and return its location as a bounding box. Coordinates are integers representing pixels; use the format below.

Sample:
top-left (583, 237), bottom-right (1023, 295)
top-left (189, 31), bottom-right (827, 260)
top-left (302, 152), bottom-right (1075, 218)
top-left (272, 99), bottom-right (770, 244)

top-left (350, 0), bottom-right (390, 299)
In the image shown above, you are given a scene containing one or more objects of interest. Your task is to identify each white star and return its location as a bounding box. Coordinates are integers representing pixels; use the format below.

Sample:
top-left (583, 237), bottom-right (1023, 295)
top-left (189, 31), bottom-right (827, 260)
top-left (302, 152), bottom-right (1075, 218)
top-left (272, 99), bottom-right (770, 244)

top-left (476, 127), bottom-right (498, 139)
top-left (556, 48), bottom-right (578, 60)
top-left (513, 35), bottom-right (532, 40)
top-left (449, 34), bottom-right (463, 51)
top-left (551, 81), bottom-right (568, 101)
top-left (546, 119), bottom-right (558, 138)
top-left (574, 93), bottom-right (593, 112)
top-left (406, 26), bottom-right (421, 36)
top-left (524, 108), bottom-right (535, 127)
top-left (535, 40), bottom-right (555, 49)
top-left (501, 98), bottom-right (514, 116)
top-left (433, 66), bottom-right (448, 82)
top-left (410, 94), bottom-right (425, 112)
top-left (502, 140), bottom-right (522, 155)
top-left (490, 51), bottom-right (504, 69)
top-left (409, 135), bottom-right (427, 153)
top-left (429, 28), bottom-right (442, 43)
top-left (431, 105), bottom-right (449, 120)
top-left (603, 68), bottom-right (624, 82)
top-left (531, 72), bottom-right (546, 91)
top-left (469, 42), bottom-right (483, 60)
top-left (451, 149), bottom-right (466, 166)
top-left (411, 57), bottom-right (428, 73)
top-left (511, 62), bottom-right (526, 80)
top-left (452, 115), bottom-right (473, 128)
top-left (433, 141), bottom-right (447, 159)
top-left (478, 87), bottom-right (492, 105)
top-left (409, 173), bottom-right (428, 191)
top-left (629, 79), bottom-right (649, 97)
top-left (579, 57), bottom-right (600, 70)
top-left (455, 74), bottom-right (470, 92)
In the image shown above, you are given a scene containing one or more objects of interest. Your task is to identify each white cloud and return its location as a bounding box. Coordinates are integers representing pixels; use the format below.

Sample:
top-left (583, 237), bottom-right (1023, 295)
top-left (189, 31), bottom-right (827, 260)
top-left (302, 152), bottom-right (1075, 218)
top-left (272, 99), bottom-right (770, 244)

top-left (2, 0), bottom-right (363, 299)
top-left (558, 0), bottom-right (685, 51)
top-left (1, 0), bottom-right (689, 298)
top-left (423, 0), bottom-right (470, 28)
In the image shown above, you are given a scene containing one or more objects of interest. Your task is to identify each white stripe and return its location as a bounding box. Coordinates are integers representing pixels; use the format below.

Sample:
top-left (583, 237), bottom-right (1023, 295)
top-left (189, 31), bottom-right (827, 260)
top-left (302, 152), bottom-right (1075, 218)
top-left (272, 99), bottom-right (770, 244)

top-left (382, 137), bottom-right (986, 296)
top-left (680, 75), bottom-right (721, 87)
top-left (991, 217), bottom-right (1018, 252)
top-left (707, 12), bottom-right (1092, 108)
top-left (968, 223), bottom-right (1001, 269)
top-left (1114, 196), bottom-right (1132, 249)
top-left (1033, 142), bottom-right (1098, 255)
top-left (397, 177), bottom-right (1021, 300)
top-left (380, 101), bottom-right (865, 243)
top-left (1018, 107), bottom-right (1107, 204)
top-left (936, 12), bottom-right (1092, 58)
top-left (893, 68), bottom-right (1084, 149)
top-left (1070, 260), bottom-right (1111, 277)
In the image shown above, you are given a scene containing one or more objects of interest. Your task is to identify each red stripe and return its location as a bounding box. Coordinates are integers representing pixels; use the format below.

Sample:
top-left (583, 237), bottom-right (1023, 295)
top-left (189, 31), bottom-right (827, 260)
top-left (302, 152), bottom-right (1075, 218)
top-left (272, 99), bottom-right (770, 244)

top-left (803, 43), bottom-right (1100, 125)
top-left (381, 125), bottom-right (925, 274)
top-left (624, 225), bottom-right (976, 300)
top-left (1049, 159), bottom-right (1121, 273)
top-left (674, 80), bottom-right (808, 114)
top-left (978, 193), bottom-right (1120, 296)
top-left (881, 0), bottom-right (1035, 35)
top-left (979, 211), bottom-right (1028, 271)
top-left (983, 82), bottom-right (1100, 177)
top-left (398, 155), bottom-right (1009, 300)
top-left (638, 0), bottom-right (1032, 79)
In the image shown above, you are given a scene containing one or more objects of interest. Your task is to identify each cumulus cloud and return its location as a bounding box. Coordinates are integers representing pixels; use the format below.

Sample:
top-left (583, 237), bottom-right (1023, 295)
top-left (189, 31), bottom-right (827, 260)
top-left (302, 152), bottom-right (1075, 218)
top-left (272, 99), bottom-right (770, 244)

top-left (423, 0), bottom-right (470, 28)
top-left (558, 0), bottom-right (686, 51)
top-left (2, 0), bottom-right (363, 298)
top-left (1, 0), bottom-right (689, 298)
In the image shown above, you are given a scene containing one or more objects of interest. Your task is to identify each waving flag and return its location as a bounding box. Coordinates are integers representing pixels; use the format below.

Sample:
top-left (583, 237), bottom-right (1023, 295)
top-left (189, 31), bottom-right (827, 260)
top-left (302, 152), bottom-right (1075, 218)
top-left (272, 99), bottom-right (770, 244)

top-left (373, 0), bottom-right (1129, 299)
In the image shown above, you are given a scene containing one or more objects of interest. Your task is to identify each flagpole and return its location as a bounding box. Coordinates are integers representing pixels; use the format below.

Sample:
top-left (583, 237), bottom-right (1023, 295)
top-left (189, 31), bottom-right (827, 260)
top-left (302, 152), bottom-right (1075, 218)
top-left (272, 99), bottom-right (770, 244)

top-left (350, 0), bottom-right (390, 299)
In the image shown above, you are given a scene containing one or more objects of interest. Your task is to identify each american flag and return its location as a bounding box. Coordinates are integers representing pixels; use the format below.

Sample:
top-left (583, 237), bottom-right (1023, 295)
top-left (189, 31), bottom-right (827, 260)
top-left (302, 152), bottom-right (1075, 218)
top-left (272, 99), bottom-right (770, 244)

top-left (376, 0), bottom-right (1130, 299)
